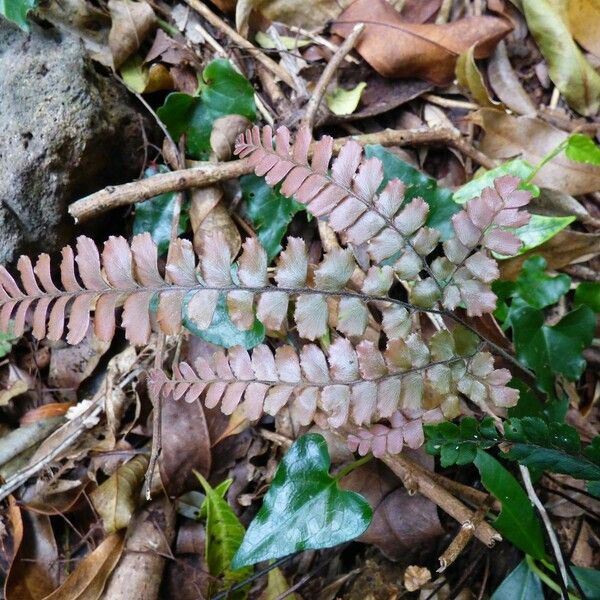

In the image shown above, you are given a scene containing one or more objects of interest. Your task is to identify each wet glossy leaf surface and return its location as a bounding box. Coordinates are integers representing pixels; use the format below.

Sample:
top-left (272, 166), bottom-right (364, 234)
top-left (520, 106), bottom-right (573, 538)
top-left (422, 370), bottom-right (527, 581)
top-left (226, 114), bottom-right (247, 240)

top-left (232, 434), bottom-right (372, 568)
top-left (490, 559), bottom-right (542, 600)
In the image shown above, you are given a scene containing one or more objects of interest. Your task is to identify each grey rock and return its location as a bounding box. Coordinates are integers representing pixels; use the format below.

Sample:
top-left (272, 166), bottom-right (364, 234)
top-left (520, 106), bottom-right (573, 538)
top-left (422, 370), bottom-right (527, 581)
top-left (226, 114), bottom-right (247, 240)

top-left (0, 19), bottom-right (150, 264)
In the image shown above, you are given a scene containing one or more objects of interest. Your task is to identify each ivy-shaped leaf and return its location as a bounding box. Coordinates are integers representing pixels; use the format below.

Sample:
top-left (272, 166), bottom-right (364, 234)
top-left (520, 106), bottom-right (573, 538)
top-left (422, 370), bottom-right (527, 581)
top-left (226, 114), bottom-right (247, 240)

top-left (566, 133), bottom-right (600, 166)
top-left (183, 293), bottom-right (265, 350)
top-left (240, 174), bottom-right (305, 261)
top-left (133, 166), bottom-right (189, 255)
top-left (364, 145), bottom-right (459, 240)
top-left (474, 449), bottom-right (546, 559)
top-left (424, 417), bottom-right (499, 467)
top-left (0, 0), bottom-right (37, 30)
top-left (494, 256), bottom-right (571, 324)
top-left (232, 434), bottom-right (372, 568)
top-left (510, 304), bottom-right (595, 393)
top-left (195, 473), bottom-right (253, 597)
top-left (504, 417), bottom-right (600, 493)
top-left (490, 559), bottom-right (543, 600)
top-left (575, 281), bottom-right (600, 313)
top-left (158, 59), bottom-right (256, 159)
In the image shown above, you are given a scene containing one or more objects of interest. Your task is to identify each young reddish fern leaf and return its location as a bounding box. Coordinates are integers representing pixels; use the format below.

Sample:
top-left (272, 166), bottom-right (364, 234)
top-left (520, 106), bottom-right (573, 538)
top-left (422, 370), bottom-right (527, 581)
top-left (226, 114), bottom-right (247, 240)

top-left (235, 125), bottom-right (532, 316)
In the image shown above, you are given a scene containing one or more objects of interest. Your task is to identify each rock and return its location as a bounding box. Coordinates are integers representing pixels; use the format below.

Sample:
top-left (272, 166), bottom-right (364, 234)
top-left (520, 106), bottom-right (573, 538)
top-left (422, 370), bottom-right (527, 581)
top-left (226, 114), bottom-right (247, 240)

top-left (0, 19), bottom-right (151, 264)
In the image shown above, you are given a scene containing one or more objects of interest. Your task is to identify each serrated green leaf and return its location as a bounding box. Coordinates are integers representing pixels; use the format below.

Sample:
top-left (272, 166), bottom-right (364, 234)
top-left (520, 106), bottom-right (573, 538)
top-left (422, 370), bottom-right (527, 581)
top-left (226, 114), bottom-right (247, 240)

top-left (232, 434), bottom-right (372, 568)
top-left (574, 282), bottom-right (600, 312)
top-left (473, 450), bottom-right (546, 559)
top-left (504, 417), bottom-right (600, 484)
top-left (490, 559), bottom-right (543, 600)
top-left (183, 293), bottom-right (265, 349)
top-left (195, 473), bottom-right (252, 596)
top-left (510, 304), bottom-right (595, 392)
top-left (452, 159), bottom-right (539, 204)
top-left (158, 59), bottom-right (255, 159)
top-left (133, 166), bottom-right (189, 255)
top-left (240, 174), bottom-right (305, 261)
top-left (365, 145), bottom-right (458, 240)
top-left (522, 0), bottom-right (600, 116)
top-left (0, 0), bottom-right (37, 30)
top-left (566, 133), bottom-right (600, 166)
top-left (326, 82), bottom-right (367, 116)
top-left (424, 417), bottom-right (499, 467)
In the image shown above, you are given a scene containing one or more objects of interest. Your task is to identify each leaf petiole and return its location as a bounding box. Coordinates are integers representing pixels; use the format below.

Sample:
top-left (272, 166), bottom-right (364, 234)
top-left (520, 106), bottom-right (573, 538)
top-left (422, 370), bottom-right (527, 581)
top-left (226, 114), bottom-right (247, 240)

top-left (334, 454), bottom-right (373, 482)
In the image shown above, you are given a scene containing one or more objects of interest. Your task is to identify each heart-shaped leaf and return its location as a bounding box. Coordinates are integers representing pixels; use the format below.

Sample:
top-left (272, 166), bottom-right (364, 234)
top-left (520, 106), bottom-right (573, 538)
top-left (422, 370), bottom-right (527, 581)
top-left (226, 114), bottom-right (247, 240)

top-left (232, 434), bottom-right (372, 568)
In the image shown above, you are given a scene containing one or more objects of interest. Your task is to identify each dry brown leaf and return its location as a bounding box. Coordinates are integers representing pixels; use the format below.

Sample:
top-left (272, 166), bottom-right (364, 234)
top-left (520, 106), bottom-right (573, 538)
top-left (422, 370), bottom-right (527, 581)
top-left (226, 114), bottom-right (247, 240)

top-left (332, 0), bottom-right (512, 85)
top-left (456, 45), bottom-right (501, 108)
top-left (108, 0), bottom-right (157, 69)
top-left (476, 108), bottom-right (600, 195)
top-left (488, 40), bottom-right (537, 115)
top-left (567, 0), bottom-right (600, 56)
top-left (90, 454), bottom-right (149, 533)
top-left (210, 115), bottom-right (253, 161)
top-left (499, 230), bottom-right (600, 280)
top-left (4, 498), bottom-right (58, 600)
top-left (159, 395), bottom-right (211, 497)
top-left (42, 533), bottom-right (124, 600)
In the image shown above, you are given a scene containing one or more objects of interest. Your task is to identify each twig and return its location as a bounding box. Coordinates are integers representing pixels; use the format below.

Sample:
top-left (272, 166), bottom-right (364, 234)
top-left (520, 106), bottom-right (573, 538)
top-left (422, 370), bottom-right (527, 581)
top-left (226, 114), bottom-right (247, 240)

top-left (423, 94), bottom-right (479, 111)
top-left (182, 0), bottom-right (298, 91)
top-left (301, 23), bottom-right (365, 132)
top-left (438, 496), bottom-right (494, 572)
top-left (520, 465), bottom-right (571, 599)
top-left (287, 25), bottom-right (360, 64)
top-left (381, 453), bottom-right (501, 547)
top-left (70, 127), bottom-right (495, 222)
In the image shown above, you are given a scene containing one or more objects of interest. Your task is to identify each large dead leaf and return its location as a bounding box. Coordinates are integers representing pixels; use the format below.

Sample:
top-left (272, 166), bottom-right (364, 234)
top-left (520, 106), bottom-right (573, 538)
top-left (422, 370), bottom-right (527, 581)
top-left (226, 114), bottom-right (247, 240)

top-left (342, 457), bottom-right (444, 560)
top-left (499, 230), bottom-right (600, 280)
top-left (42, 533), bottom-right (125, 600)
top-left (332, 0), bottom-right (512, 85)
top-left (476, 109), bottom-right (600, 195)
top-left (90, 454), bottom-right (149, 533)
top-left (159, 395), bottom-right (211, 497)
top-left (522, 0), bottom-right (600, 115)
top-left (4, 499), bottom-right (58, 600)
top-left (108, 0), bottom-right (157, 69)
top-left (567, 0), bottom-right (600, 56)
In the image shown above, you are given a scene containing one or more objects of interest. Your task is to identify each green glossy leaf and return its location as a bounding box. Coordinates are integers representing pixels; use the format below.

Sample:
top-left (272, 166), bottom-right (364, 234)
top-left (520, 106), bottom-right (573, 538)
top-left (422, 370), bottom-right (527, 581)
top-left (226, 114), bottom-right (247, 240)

top-left (425, 417), bottom-right (499, 467)
top-left (133, 166), bottom-right (189, 255)
top-left (195, 473), bottom-right (252, 595)
top-left (473, 449), bottom-right (546, 559)
top-left (504, 214), bottom-right (575, 257)
top-left (494, 256), bottom-right (571, 326)
top-left (365, 145), bottom-right (458, 240)
top-left (511, 304), bottom-right (595, 392)
top-left (0, 0), bottom-right (37, 30)
top-left (240, 174), bottom-right (305, 261)
top-left (158, 59), bottom-right (255, 159)
top-left (523, 0), bottom-right (600, 116)
top-left (504, 417), bottom-right (600, 484)
top-left (566, 133), bottom-right (600, 166)
top-left (183, 293), bottom-right (265, 349)
top-left (490, 559), bottom-right (543, 600)
top-left (326, 82), bottom-right (367, 116)
top-left (575, 282), bottom-right (600, 313)
top-left (452, 159), bottom-right (539, 204)
top-left (571, 566), bottom-right (600, 600)
top-left (232, 434), bottom-right (372, 568)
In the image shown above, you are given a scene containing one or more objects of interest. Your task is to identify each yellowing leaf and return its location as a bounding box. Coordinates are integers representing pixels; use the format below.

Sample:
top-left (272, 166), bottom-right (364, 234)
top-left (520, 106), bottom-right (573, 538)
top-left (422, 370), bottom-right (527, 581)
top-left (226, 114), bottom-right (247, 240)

top-left (567, 0), bottom-right (600, 56)
top-left (326, 82), bottom-right (367, 116)
top-left (522, 0), bottom-right (600, 115)
top-left (90, 454), bottom-right (149, 533)
top-left (255, 31), bottom-right (310, 50)
top-left (456, 45), bottom-right (500, 108)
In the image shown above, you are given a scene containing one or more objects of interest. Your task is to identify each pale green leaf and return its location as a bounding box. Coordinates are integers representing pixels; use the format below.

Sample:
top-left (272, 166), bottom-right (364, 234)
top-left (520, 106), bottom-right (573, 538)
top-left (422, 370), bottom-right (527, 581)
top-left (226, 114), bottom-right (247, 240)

top-left (0, 0), bottom-right (37, 30)
top-left (326, 82), bottom-right (367, 116)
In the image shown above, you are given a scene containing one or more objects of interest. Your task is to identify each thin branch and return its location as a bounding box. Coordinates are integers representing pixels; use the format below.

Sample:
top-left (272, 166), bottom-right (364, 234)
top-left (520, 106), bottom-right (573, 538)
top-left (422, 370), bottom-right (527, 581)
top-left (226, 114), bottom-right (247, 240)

top-left (182, 0), bottom-right (298, 91)
top-left (300, 23), bottom-right (365, 131)
top-left (69, 127), bottom-right (494, 222)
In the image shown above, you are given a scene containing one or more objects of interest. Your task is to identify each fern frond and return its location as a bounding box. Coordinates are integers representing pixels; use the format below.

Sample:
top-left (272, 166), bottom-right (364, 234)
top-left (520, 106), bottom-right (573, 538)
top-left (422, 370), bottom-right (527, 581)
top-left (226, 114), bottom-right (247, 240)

top-left (235, 126), bottom-right (532, 316)
top-left (148, 332), bottom-right (518, 446)
top-left (0, 233), bottom-right (415, 345)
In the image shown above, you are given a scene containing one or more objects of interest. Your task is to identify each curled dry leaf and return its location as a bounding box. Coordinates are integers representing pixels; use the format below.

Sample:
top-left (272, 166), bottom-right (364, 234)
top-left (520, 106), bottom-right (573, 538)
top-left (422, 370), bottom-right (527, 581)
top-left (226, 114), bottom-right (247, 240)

top-left (487, 41), bottom-right (536, 115)
top-left (210, 114), bottom-right (253, 161)
top-left (455, 45), bottom-right (500, 108)
top-left (404, 565), bottom-right (432, 592)
top-left (42, 533), bottom-right (125, 600)
top-left (522, 0), bottom-right (600, 116)
top-left (108, 0), bottom-right (157, 69)
top-left (332, 0), bottom-right (512, 85)
top-left (476, 109), bottom-right (600, 195)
